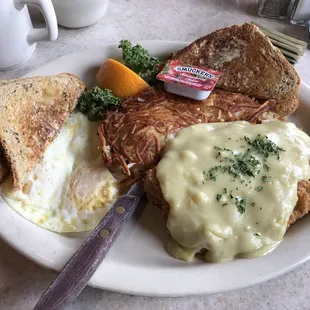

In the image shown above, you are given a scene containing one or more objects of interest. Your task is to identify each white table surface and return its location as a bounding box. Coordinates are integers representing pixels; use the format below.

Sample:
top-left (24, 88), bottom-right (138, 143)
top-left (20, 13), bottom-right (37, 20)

top-left (1, 1), bottom-right (310, 309)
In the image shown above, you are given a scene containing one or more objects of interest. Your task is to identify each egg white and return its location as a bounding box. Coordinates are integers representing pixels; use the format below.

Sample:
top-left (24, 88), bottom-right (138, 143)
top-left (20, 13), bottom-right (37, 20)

top-left (1, 112), bottom-right (119, 233)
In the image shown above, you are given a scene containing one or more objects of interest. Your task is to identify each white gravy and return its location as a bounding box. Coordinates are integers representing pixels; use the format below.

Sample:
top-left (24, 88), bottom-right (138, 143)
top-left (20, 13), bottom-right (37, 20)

top-left (156, 121), bottom-right (310, 262)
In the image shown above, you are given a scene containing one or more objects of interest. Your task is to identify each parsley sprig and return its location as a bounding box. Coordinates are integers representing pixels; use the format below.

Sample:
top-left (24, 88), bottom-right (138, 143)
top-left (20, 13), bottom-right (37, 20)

top-left (118, 40), bottom-right (163, 85)
top-left (77, 87), bottom-right (120, 121)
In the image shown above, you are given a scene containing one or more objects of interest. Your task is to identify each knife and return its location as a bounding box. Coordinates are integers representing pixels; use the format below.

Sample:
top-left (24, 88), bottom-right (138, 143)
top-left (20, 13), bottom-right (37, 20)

top-left (33, 181), bottom-right (145, 310)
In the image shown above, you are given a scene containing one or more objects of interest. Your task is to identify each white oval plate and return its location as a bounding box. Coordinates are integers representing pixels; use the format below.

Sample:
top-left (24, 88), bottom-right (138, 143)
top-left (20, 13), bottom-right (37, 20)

top-left (1, 41), bottom-right (310, 297)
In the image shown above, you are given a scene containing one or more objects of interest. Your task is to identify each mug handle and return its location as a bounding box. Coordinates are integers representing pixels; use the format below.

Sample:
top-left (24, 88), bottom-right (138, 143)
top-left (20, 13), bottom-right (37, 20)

top-left (16, 0), bottom-right (58, 44)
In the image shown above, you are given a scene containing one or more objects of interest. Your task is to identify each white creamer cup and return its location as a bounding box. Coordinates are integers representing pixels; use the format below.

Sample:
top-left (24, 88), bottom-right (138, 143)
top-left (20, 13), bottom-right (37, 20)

top-left (52, 0), bottom-right (108, 28)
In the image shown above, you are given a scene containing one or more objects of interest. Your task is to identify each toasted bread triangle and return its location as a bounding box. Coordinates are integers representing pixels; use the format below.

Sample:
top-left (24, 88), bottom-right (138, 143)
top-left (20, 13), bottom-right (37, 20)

top-left (172, 23), bottom-right (300, 116)
top-left (0, 73), bottom-right (85, 189)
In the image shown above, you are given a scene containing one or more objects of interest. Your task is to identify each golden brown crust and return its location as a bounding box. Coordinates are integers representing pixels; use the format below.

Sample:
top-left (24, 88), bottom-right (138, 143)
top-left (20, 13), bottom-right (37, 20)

top-left (144, 168), bottom-right (169, 219)
top-left (275, 89), bottom-right (300, 116)
top-left (144, 168), bottom-right (310, 229)
top-left (0, 73), bottom-right (85, 189)
top-left (99, 86), bottom-right (277, 174)
top-left (171, 23), bottom-right (300, 116)
top-left (0, 150), bottom-right (8, 182)
top-left (289, 180), bottom-right (310, 226)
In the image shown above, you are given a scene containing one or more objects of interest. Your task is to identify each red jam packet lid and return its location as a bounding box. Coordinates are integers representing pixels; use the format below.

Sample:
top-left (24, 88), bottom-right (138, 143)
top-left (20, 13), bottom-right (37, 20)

top-left (156, 60), bottom-right (221, 91)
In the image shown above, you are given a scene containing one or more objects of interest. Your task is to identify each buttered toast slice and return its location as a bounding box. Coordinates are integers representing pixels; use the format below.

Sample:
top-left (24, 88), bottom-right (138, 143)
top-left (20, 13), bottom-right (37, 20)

top-left (171, 23), bottom-right (300, 116)
top-left (0, 73), bottom-right (85, 188)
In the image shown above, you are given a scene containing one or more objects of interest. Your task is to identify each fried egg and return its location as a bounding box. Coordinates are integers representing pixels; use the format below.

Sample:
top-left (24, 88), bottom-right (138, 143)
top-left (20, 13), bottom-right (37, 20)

top-left (1, 112), bottom-right (119, 233)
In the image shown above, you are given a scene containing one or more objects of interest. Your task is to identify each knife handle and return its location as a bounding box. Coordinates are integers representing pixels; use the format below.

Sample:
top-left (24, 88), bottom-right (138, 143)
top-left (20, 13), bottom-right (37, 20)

top-left (34, 194), bottom-right (141, 310)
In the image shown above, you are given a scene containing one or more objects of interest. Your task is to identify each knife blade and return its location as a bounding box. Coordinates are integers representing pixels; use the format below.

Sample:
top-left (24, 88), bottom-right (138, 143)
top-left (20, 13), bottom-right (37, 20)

top-left (33, 181), bottom-right (145, 310)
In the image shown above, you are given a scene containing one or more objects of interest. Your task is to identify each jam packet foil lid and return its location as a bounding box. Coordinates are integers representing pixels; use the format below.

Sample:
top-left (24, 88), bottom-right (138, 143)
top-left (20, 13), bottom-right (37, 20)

top-left (156, 60), bottom-right (221, 91)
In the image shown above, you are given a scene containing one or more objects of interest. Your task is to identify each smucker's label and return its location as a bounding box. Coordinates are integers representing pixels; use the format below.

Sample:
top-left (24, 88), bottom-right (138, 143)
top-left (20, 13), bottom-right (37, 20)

top-left (157, 60), bottom-right (221, 91)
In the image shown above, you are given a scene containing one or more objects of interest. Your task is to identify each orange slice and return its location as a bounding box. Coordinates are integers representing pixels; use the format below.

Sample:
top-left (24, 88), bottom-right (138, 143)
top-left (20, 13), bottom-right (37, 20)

top-left (96, 59), bottom-right (150, 98)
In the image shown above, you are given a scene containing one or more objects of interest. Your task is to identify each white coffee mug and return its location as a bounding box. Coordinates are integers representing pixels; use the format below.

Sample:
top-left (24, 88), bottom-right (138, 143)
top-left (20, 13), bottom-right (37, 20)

top-left (52, 0), bottom-right (108, 28)
top-left (0, 0), bottom-right (58, 71)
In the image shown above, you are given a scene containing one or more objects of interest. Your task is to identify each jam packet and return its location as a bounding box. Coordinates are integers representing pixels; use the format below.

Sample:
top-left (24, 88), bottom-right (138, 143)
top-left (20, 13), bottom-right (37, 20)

top-left (157, 60), bottom-right (221, 100)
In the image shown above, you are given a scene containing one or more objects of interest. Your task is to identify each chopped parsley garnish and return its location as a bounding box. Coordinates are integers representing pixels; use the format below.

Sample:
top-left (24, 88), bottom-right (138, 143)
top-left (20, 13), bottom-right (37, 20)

top-left (204, 134), bottom-right (286, 215)
top-left (204, 150), bottom-right (260, 181)
top-left (214, 146), bottom-right (223, 151)
top-left (253, 233), bottom-right (260, 237)
top-left (216, 189), bottom-right (247, 214)
top-left (263, 164), bottom-right (270, 171)
top-left (234, 152), bottom-right (261, 177)
top-left (262, 175), bottom-right (270, 183)
top-left (244, 134), bottom-right (285, 160)
top-left (204, 134), bottom-right (285, 183)
top-left (203, 166), bottom-right (219, 181)
top-left (235, 197), bottom-right (246, 214)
